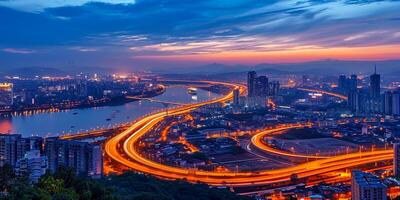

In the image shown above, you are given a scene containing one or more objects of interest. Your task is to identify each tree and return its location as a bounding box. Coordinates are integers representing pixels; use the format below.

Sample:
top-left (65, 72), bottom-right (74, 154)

top-left (0, 164), bottom-right (16, 192)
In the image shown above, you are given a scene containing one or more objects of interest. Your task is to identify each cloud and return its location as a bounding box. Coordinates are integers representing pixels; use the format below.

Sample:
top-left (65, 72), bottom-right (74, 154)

top-left (2, 48), bottom-right (35, 54)
top-left (0, 0), bottom-right (136, 13)
top-left (1, 0), bottom-right (400, 68)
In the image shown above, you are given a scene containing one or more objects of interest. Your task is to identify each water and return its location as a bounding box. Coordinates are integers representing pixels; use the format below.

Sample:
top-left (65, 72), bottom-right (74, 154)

top-left (0, 86), bottom-right (222, 137)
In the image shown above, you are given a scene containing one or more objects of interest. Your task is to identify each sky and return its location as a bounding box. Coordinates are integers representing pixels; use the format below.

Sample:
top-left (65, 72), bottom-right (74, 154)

top-left (1, 0), bottom-right (400, 71)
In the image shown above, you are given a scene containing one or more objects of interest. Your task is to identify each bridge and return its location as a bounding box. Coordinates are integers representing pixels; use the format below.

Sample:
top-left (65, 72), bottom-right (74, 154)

top-left (126, 96), bottom-right (187, 106)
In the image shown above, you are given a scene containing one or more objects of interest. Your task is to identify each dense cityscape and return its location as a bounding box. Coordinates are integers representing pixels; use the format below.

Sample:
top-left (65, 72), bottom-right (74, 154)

top-left (0, 68), bottom-right (399, 199)
top-left (1, 0), bottom-right (400, 200)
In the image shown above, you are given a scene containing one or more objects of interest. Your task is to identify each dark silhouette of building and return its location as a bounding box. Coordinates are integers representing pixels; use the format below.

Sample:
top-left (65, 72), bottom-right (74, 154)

top-left (247, 71), bottom-right (257, 97)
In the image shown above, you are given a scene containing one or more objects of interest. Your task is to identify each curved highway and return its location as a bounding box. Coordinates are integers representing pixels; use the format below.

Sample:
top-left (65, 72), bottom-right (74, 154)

top-left (104, 81), bottom-right (392, 186)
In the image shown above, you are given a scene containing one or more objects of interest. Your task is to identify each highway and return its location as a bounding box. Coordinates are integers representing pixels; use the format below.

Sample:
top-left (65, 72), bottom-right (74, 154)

top-left (104, 81), bottom-right (392, 187)
top-left (250, 123), bottom-right (331, 159)
top-left (297, 87), bottom-right (348, 100)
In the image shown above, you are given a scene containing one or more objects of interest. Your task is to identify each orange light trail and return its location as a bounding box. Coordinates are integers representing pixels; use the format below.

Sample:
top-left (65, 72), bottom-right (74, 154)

top-left (104, 80), bottom-right (392, 187)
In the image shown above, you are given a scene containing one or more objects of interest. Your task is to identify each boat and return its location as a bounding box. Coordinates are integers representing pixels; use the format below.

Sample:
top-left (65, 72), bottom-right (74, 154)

top-left (187, 87), bottom-right (198, 95)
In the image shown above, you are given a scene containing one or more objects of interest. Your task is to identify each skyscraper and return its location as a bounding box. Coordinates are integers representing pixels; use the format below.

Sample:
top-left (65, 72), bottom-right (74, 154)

top-left (247, 71), bottom-right (257, 97)
top-left (370, 66), bottom-right (381, 99)
top-left (394, 143), bottom-right (400, 178)
top-left (349, 74), bottom-right (358, 92)
top-left (392, 92), bottom-right (400, 116)
top-left (338, 75), bottom-right (347, 93)
top-left (255, 75), bottom-right (269, 97)
top-left (233, 88), bottom-right (240, 106)
top-left (383, 91), bottom-right (393, 115)
top-left (351, 170), bottom-right (387, 200)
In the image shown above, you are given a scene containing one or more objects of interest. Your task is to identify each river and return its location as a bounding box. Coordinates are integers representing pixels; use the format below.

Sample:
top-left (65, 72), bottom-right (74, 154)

top-left (0, 85), bottom-right (222, 137)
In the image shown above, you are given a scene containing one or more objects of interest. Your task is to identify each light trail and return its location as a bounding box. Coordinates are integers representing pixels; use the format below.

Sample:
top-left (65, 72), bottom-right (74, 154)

top-left (297, 88), bottom-right (348, 100)
top-left (104, 81), bottom-right (392, 187)
top-left (250, 123), bottom-right (331, 159)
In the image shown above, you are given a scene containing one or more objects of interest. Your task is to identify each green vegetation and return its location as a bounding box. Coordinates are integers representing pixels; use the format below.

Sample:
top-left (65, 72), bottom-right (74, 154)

top-left (0, 165), bottom-right (251, 200)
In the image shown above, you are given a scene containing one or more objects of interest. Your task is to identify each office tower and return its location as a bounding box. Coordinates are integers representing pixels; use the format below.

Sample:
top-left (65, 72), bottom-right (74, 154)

top-left (349, 75), bottom-right (358, 92)
top-left (351, 170), bottom-right (387, 200)
top-left (302, 75), bottom-right (309, 86)
top-left (348, 90), bottom-right (359, 112)
top-left (0, 134), bottom-right (30, 167)
top-left (0, 83), bottom-right (13, 106)
top-left (88, 144), bottom-right (103, 178)
top-left (369, 67), bottom-right (381, 113)
top-left (338, 75), bottom-right (347, 93)
top-left (270, 81), bottom-right (280, 96)
top-left (255, 75), bottom-right (269, 97)
top-left (233, 88), bottom-right (240, 106)
top-left (392, 92), bottom-right (400, 116)
top-left (247, 71), bottom-right (257, 97)
top-left (370, 67), bottom-right (381, 99)
top-left (394, 143), bottom-right (400, 178)
top-left (15, 150), bottom-right (47, 183)
top-left (383, 91), bottom-right (393, 115)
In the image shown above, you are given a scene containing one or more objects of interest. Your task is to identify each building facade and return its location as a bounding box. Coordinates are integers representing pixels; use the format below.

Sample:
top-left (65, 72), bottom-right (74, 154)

top-left (351, 170), bottom-right (387, 200)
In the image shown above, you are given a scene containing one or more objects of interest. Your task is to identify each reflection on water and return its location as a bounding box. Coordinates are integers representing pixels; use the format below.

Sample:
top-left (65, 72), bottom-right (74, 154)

top-left (0, 86), bottom-right (221, 137)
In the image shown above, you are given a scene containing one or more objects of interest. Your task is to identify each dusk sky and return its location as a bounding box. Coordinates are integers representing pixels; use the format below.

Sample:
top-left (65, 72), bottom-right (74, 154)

top-left (1, 0), bottom-right (400, 71)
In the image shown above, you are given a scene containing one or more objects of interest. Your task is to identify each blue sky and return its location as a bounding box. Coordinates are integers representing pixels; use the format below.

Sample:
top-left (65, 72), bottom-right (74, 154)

top-left (1, 0), bottom-right (400, 71)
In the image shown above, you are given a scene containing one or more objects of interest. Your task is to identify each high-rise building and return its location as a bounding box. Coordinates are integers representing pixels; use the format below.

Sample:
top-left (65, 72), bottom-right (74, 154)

top-left (255, 76), bottom-right (269, 97)
top-left (394, 143), bottom-right (400, 178)
top-left (349, 75), bottom-right (358, 92)
top-left (233, 88), bottom-right (240, 106)
top-left (0, 134), bottom-right (30, 167)
top-left (383, 91), bottom-right (393, 115)
top-left (351, 170), bottom-right (387, 200)
top-left (338, 75), bottom-right (347, 93)
top-left (0, 83), bottom-right (13, 106)
top-left (370, 67), bottom-right (381, 100)
top-left (44, 137), bottom-right (103, 177)
top-left (270, 81), bottom-right (280, 96)
top-left (369, 67), bottom-right (381, 113)
top-left (247, 71), bottom-right (257, 97)
top-left (88, 144), bottom-right (103, 178)
top-left (392, 92), bottom-right (400, 116)
top-left (15, 150), bottom-right (47, 183)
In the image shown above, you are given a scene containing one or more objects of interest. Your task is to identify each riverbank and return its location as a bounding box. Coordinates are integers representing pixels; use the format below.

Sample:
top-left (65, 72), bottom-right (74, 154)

top-left (0, 84), bottom-right (166, 116)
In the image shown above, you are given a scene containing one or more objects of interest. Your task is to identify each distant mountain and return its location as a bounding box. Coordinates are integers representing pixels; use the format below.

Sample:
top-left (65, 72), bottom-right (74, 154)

top-left (3, 66), bottom-right (119, 77)
top-left (255, 59), bottom-right (400, 75)
top-left (5, 67), bottom-right (67, 77)
top-left (159, 59), bottom-right (400, 76)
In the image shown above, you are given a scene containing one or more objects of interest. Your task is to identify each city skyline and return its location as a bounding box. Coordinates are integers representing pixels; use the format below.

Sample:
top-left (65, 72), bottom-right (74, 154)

top-left (1, 0), bottom-right (400, 71)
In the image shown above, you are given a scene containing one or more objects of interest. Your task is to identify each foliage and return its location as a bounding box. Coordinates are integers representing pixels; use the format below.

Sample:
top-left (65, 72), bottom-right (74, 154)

top-left (0, 165), bottom-right (251, 200)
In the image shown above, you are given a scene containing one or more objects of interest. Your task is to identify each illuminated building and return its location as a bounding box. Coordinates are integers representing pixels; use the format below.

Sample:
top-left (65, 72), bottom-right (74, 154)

top-left (15, 150), bottom-right (47, 183)
top-left (383, 91), bottom-right (393, 115)
top-left (351, 170), bottom-right (387, 200)
top-left (0, 83), bottom-right (13, 106)
top-left (44, 138), bottom-right (103, 177)
top-left (255, 75), bottom-right (269, 97)
top-left (370, 67), bottom-right (381, 113)
top-left (392, 92), bottom-right (400, 116)
top-left (394, 143), bottom-right (400, 178)
top-left (247, 71), bottom-right (257, 97)
top-left (0, 134), bottom-right (30, 167)
top-left (233, 88), bottom-right (240, 106)
top-left (338, 75), bottom-right (347, 93)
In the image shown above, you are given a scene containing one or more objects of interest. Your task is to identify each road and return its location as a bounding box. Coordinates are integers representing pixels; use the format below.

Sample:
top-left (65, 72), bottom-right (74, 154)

top-left (104, 81), bottom-right (392, 187)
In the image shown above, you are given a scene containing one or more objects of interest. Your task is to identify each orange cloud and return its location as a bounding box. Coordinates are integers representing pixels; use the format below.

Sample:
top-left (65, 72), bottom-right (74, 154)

top-left (132, 45), bottom-right (400, 64)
